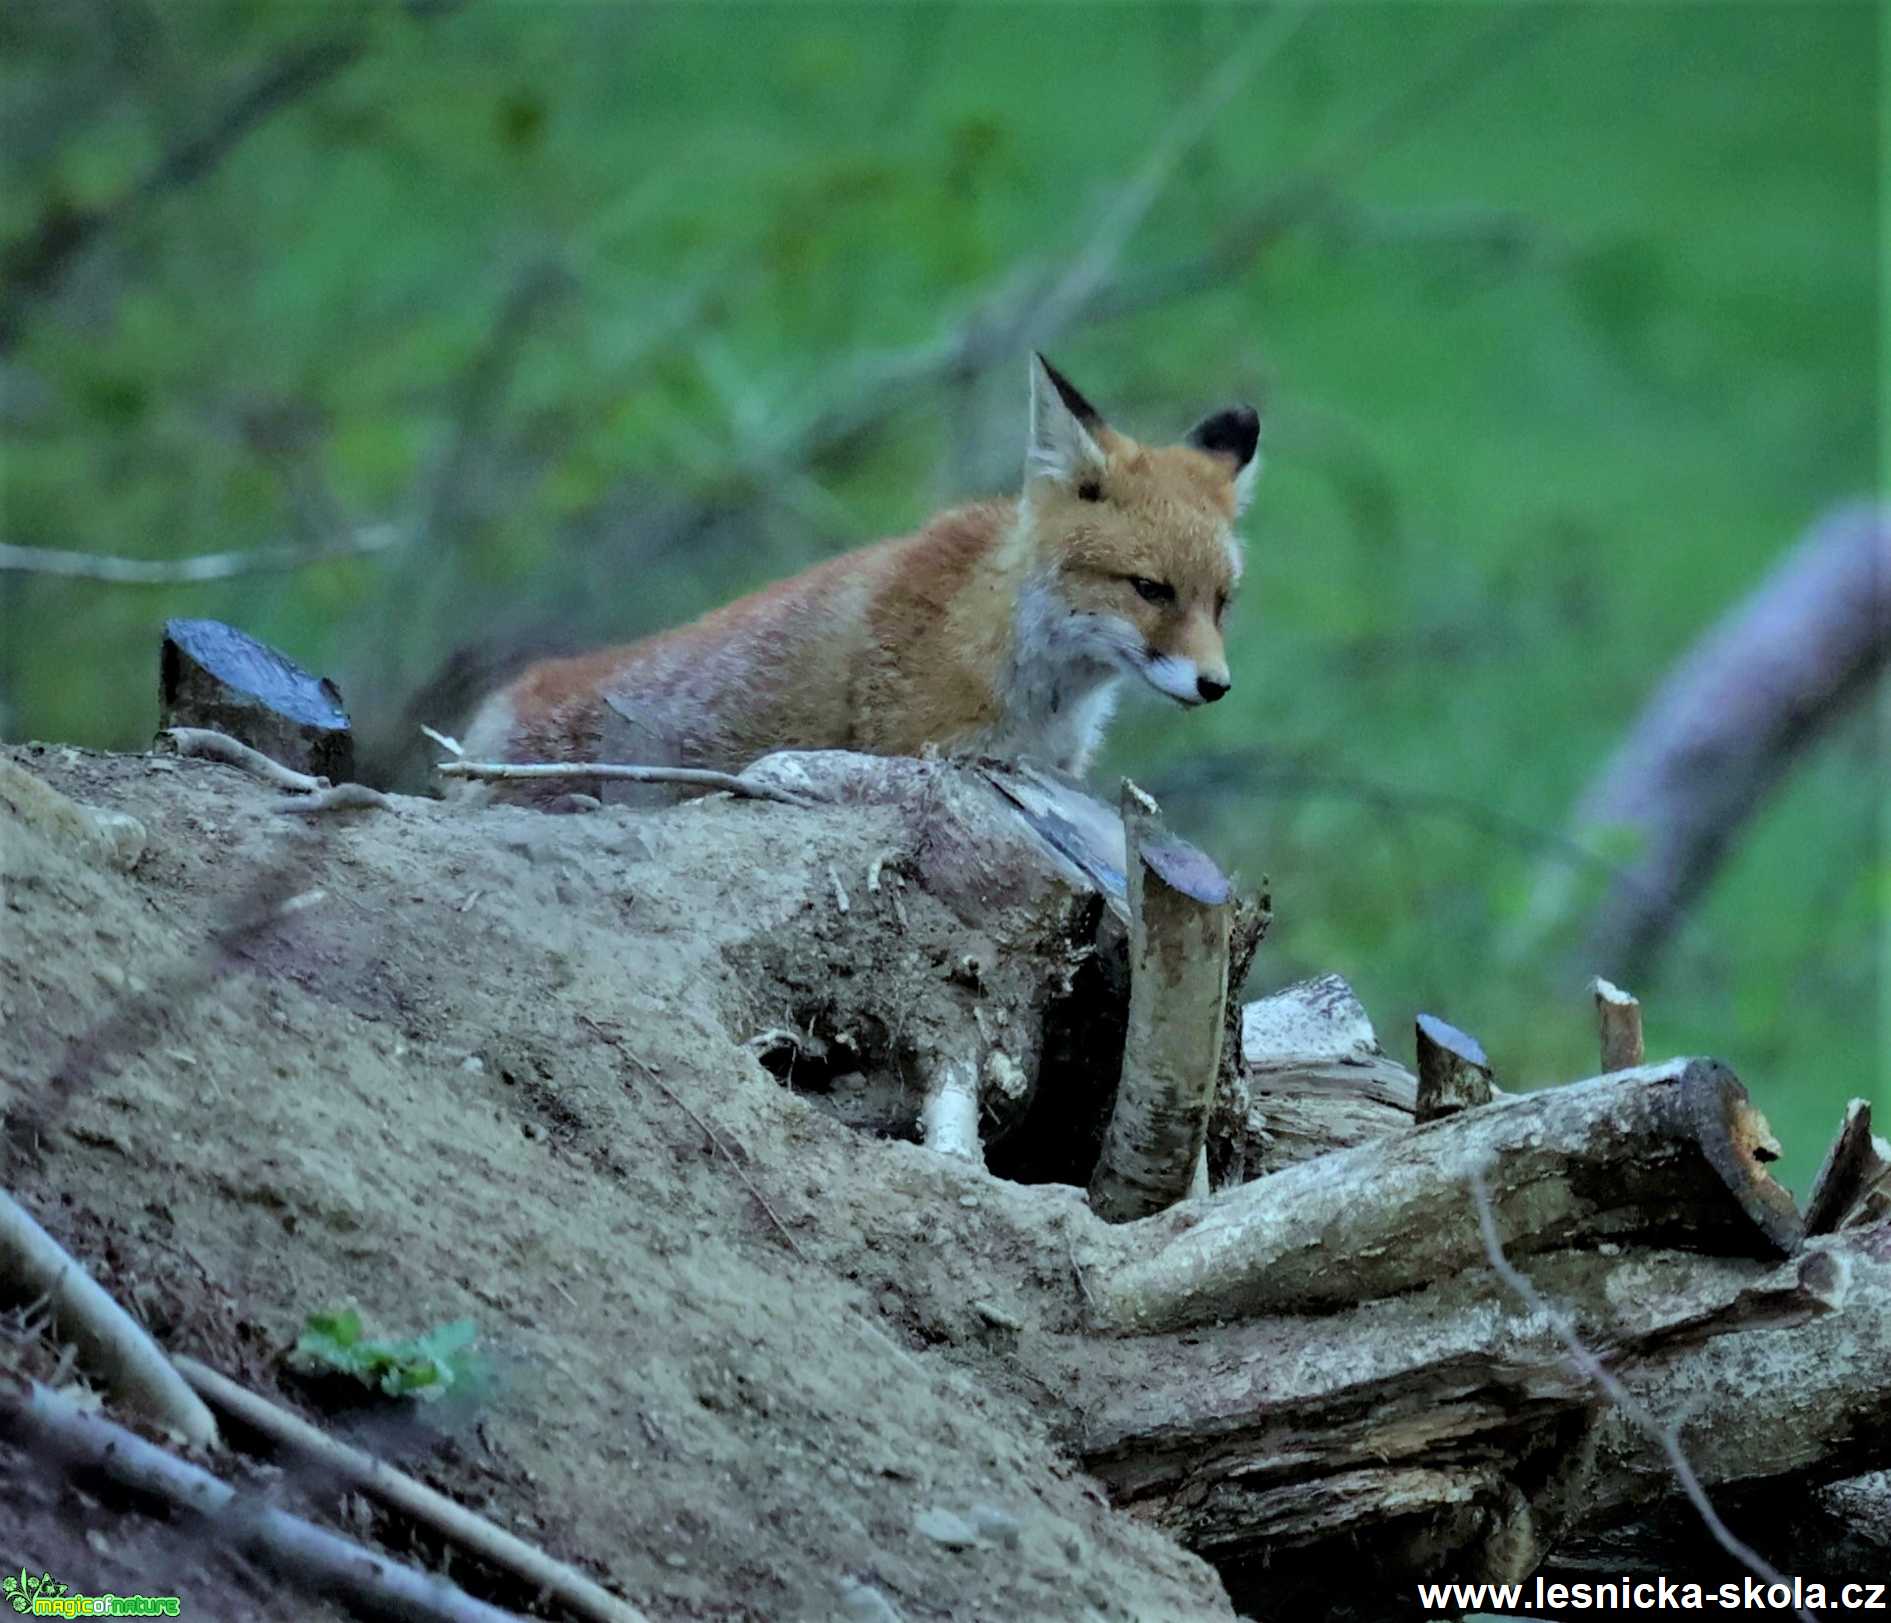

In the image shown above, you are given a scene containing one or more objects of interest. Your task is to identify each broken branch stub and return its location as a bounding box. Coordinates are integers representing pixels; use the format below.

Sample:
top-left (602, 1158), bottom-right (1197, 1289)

top-left (1087, 1057), bottom-right (1803, 1333)
top-left (159, 617), bottom-right (353, 781)
top-left (1413, 1013), bottom-right (1493, 1122)
top-left (1803, 1099), bottom-right (1889, 1236)
top-left (1592, 975), bottom-right (1645, 1071)
top-left (1087, 781), bottom-right (1231, 1223)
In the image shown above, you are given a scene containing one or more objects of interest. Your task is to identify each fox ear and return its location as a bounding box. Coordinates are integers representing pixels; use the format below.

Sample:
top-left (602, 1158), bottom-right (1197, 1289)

top-left (1027, 354), bottom-right (1107, 489)
top-left (1188, 403), bottom-right (1263, 516)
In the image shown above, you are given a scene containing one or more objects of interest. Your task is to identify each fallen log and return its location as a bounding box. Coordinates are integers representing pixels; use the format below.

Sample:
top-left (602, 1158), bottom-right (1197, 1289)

top-left (1064, 1225), bottom-right (1888, 1610)
top-left (1084, 1057), bottom-right (1801, 1333)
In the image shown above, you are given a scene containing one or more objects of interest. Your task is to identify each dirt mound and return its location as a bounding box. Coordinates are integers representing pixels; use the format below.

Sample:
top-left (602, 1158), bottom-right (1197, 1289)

top-left (0, 742), bottom-right (1231, 1621)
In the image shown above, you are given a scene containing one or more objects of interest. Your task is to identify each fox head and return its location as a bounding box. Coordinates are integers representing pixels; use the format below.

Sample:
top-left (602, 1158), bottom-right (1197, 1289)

top-left (1020, 353), bottom-right (1260, 710)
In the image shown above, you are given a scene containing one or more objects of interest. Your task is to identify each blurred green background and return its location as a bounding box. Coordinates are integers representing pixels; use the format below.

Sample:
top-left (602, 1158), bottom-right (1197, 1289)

top-left (1, 1), bottom-right (1881, 1190)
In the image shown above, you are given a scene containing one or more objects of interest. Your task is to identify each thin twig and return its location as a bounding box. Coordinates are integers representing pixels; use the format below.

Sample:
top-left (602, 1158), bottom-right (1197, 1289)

top-left (273, 783), bottom-right (394, 816)
top-left (173, 1355), bottom-right (649, 1623)
top-left (159, 727), bottom-right (326, 792)
top-left (0, 525), bottom-right (405, 585)
top-left (1068, 1232), bottom-right (1094, 1310)
top-left (759, 8), bottom-right (1557, 480)
top-left (0, 1190), bottom-right (218, 1447)
top-left (422, 724), bottom-right (467, 758)
top-left (1468, 1170), bottom-right (1811, 1616)
top-left (580, 1017), bottom-right (803, 1258)
top-left (1031, 5), bottom-right (1310, 340)
top-left (436, 759), bottom-right (811, 808)
top-left (1, 1378), bottom-right (522, 1623)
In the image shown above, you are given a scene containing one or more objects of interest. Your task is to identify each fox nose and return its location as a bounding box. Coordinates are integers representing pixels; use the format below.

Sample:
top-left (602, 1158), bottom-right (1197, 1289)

top-left (1196, 675), bottom-right (1230, 703)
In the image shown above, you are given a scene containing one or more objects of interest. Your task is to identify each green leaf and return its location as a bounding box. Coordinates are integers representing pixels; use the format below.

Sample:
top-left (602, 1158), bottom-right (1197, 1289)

top-left (287, 1308), bottom-right (487, 1403)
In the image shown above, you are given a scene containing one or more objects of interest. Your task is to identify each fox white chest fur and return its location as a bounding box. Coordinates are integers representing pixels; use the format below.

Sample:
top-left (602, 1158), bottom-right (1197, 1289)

top-left (459, 354), bottom-right (1261, 803)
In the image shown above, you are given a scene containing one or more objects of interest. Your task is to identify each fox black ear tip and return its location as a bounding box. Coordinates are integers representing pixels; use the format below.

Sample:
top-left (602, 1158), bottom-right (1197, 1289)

top-left (1189, 402), bottom-right (1262, 465)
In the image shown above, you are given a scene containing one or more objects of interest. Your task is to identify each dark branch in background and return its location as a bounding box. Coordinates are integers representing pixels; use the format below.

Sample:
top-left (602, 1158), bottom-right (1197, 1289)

top-left (413, 261), bottom-right (575, 552)
top-left (1084, 4), bottom-right (1567, 328)
top-left (1558, 502), bottom-right (1890, 980)
top-left (0, 31), bottom-right (368, 353)
top-left (359, 258), bottom-right (574, 703)
top-left (757, 7), bottom-right (1564, 481)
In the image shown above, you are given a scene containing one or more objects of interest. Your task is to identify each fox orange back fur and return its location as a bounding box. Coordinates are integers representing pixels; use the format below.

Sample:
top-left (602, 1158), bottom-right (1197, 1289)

top-left (460, 355), bottom-right (1261, 803)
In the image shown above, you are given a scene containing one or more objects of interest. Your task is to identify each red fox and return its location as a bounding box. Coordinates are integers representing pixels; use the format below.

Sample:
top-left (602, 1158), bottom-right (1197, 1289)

top-left (460, 355), bottom-right (1260, 803)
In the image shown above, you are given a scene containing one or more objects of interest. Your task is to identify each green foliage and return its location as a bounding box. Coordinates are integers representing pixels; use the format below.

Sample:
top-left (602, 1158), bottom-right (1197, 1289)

top-left (0, 4), bottom-right (1879, 1190)
top-left (289, 1307), bottom-right (484, 1402)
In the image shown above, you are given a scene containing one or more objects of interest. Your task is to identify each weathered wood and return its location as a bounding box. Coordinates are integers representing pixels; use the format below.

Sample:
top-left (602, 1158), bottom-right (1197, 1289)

top-left (1085, 1058), bottom-right (1801, 1333)
top-left (0, 1188), bottom-right (217, 1447)
top-left (1547, 1466), bottom-right (1891, 1585)
top-left (1804, 1099), bottom-right (1889, 1235)
top-left (1, 1379), bottom-right (520, 1623)
top-left (1592, 974), bottom-right (1645, 1071)
top-left (720, 752), bottom-right (1258, 1188)
top-left (159, 616), bottom-right (353, 781)
top-left (1087, 781), bottom-right (1231, 1222)
top-left (1068, 1229), bottom-right (1889, 1611)
top-left (1209, 974), bottom-right (1416, 1183)
top-left (1414, 1012), bottom-right (1494, 1121)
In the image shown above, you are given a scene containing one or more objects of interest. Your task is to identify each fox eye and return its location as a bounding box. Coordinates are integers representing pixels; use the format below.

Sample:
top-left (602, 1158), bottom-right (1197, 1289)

top-left (1128, 576), bottom-right (1175, 605)
top-left (1077, 479), bottom-right (1103, 502)
top-left (1215, 591), bottom-right (1232, 621)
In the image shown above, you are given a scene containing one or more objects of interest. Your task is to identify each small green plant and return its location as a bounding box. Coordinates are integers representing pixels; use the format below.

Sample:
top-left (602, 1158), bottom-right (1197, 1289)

top-left (288, 1308), bottom-right (484, 1402)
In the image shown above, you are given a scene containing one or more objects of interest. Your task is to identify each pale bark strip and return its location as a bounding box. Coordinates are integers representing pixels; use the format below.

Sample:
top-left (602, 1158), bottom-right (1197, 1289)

top-left (1, 1379), bottom-right (523, 1623)
top-left (1592, 975), bottom-right (1645, 1071)
top-left (1086, 1058), bottom-right (1801, 1333)
top-left (175, 1356), bottom-right (650, 1623)
top-left (1413, 1012), bottom-right (1493, 1122)
top-left (0, 526), bottom-right (404, 584)
top-left (0, 1189), bottom-right (218, 1448)
top-left (919, 1059), bottom-right (984, 1165)
top-left (1087, 781), bottom-right (1231, 1222)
